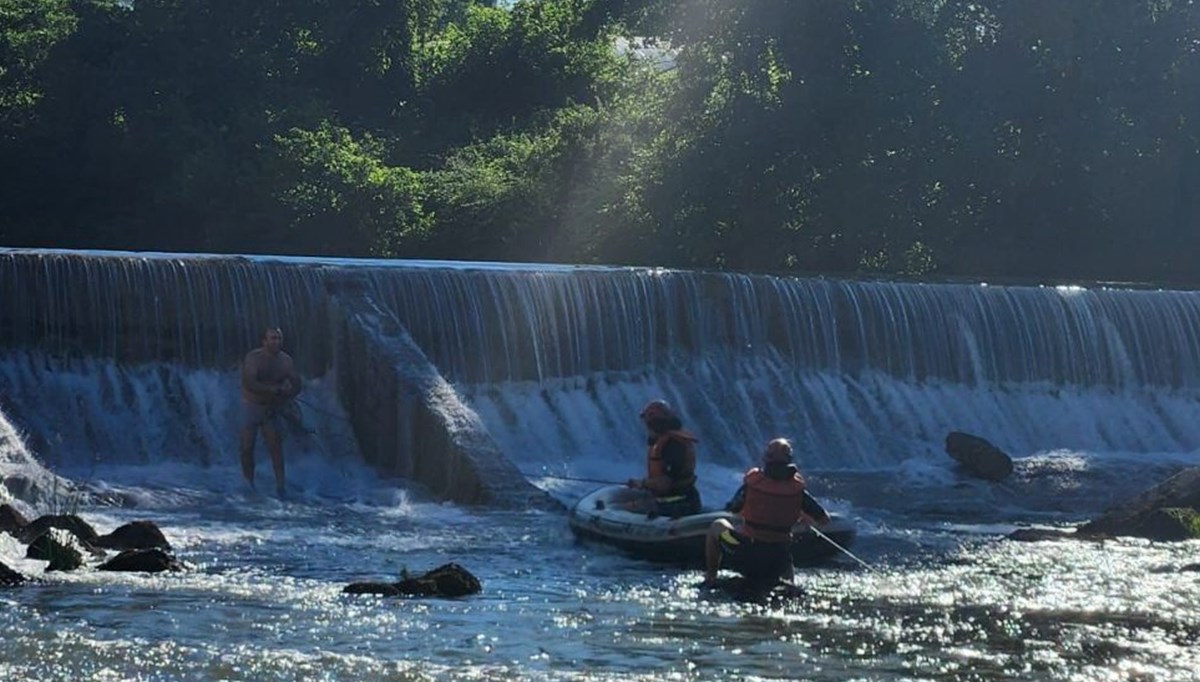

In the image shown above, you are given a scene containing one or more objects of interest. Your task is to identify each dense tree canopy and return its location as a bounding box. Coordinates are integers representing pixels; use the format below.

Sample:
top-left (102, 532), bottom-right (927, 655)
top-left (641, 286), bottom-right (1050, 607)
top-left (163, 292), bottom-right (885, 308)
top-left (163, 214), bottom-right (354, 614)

top-left (1, 0), bottom-right (1197, 284)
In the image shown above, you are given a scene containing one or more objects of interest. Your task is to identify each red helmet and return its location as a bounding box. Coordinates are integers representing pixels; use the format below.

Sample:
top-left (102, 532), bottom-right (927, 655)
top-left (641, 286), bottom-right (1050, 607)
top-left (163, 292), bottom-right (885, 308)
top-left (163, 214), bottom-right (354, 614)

top-left (639, 400), bottom-right (674, 421)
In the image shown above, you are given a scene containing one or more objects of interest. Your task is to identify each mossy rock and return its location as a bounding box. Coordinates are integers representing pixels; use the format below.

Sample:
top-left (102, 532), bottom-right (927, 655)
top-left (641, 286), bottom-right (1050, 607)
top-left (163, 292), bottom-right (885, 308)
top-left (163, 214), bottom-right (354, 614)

top-left (1079, 468), bottom-right (1200, 540)
top-left (1135, 507), bottom-right (1200, 542)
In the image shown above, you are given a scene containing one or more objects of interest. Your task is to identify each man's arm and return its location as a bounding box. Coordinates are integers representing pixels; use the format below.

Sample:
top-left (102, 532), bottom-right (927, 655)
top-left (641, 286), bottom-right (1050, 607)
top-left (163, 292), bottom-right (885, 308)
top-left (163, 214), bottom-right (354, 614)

top-left (280, 353), bottom-right (302, 399)
top-left (724, 485), bottom-right (746, 513)
top-left (801, 490), bottom-right (831, 525)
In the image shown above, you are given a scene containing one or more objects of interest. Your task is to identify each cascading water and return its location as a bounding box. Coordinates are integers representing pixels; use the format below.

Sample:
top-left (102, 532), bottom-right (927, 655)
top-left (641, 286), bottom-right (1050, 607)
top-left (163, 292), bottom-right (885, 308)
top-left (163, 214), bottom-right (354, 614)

top-left (365, 267), bottom-right (1200, 508)
top-left (2, 248), bottom-right (1199, 681)
top-left (3, 249), bottom-right (1200, 502)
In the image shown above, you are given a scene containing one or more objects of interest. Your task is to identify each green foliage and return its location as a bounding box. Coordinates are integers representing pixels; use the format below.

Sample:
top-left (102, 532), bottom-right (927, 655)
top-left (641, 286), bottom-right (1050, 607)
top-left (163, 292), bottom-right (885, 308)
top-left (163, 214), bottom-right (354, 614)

top-left (275, 122), bottom-right (431, 257)
top-left (0, 0), bottom-right (78, 131)
top-left (420, 104), bottom-right (605, 260)
top-left (417, 0), bottom-right (623, 147)
top-left (584, 0), bottom-right (1200, 281)
top-left (1159, 508), bottom-right (1200, 540)
top-left (2, 0), bottom-right (1199, 284)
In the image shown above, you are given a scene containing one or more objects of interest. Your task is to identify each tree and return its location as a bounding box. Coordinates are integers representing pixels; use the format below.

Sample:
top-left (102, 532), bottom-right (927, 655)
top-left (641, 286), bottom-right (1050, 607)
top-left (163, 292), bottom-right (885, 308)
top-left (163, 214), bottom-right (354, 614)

top-left (0, 0), bottom-right (77, 132)
top-left (274, 121), bottom-right (431, 256)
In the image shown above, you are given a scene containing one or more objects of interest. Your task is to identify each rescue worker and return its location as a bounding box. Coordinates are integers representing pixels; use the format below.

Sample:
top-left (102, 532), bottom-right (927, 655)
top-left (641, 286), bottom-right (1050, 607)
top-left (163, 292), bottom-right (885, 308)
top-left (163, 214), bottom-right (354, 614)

top-left (703, 438), bottom-right (830, 588)
top-left (626, 399), bottom-right (702, 517)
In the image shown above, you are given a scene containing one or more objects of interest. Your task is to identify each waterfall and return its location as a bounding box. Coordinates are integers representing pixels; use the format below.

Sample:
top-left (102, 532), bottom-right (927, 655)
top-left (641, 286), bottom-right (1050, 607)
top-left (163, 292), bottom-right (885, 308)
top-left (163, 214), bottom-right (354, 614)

top-left (2, 249), bottom-right (1198, 495)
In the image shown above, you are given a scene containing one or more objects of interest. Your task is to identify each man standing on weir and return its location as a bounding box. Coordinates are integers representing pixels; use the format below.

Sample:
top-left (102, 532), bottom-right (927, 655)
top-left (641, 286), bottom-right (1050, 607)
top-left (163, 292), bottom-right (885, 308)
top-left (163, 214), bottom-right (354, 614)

top-left (239, 326), bottom-right (302, 497)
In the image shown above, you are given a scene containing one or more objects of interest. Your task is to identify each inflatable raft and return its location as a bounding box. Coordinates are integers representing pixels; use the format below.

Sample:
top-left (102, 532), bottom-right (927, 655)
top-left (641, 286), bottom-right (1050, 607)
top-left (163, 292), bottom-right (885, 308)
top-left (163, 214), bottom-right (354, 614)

top-left (568, 485), bottom-right (857, 565)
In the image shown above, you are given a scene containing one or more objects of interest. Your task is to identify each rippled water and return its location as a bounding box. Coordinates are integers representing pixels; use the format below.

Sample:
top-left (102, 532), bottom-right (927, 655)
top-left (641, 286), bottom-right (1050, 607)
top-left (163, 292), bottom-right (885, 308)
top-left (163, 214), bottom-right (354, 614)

top-left (3, 467), bottom-right (1198, 682)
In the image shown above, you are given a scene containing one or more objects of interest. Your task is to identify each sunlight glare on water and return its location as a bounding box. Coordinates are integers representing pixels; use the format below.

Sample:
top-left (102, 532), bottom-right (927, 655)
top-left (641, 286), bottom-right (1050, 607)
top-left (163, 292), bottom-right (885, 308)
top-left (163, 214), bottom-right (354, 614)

top-left (4, 472), bottom-right (1200, 680)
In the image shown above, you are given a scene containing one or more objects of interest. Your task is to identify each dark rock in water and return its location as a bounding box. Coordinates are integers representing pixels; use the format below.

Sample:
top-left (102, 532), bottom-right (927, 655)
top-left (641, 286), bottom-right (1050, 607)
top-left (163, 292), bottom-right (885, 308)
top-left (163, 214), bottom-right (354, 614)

top-left (343, 563), bottom-right (482, 598)
top-left (1078, 467), bottom-right (1200, 541)
top-left (97, 548), bottom-right (184, 573)
top-left (343, 581), bottom-right (403, 596)
top-left (1006, 528), bottom-right (1083, 542)
top-left (94, 521), bottom-right (171, 551)
top-left (1180, 563), bottom-right (1200, 573)
top-left (397, 563), bottom-right (482, 597)
top-left (20, 514), bottom-right (100, 545)
top-left (945, 432), bottom-right (1014, 481)
top-left (26, 530), bottom-right (86, 571)
top-left (0, 503), bottom-right (31, 536)
top-left (1, 560), bottom-right (28, 587)
top-left (700, 576), bottom-right (805, 604)
top-left (1127, 507), bottom-right (1200, 542)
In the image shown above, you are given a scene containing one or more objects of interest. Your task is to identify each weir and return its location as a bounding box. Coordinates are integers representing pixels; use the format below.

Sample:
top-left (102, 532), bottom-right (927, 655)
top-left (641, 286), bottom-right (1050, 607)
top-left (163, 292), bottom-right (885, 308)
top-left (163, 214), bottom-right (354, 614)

top-left (327, 276), bottom-right (552, 508)
top-left (2, 248), bottom-right (1200, 505)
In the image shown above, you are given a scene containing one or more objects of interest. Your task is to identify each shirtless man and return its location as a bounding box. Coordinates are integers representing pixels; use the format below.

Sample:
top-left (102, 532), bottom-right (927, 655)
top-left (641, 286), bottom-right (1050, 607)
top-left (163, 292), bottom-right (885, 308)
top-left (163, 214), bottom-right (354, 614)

top-left (239, 327), bottom-right (302, 497)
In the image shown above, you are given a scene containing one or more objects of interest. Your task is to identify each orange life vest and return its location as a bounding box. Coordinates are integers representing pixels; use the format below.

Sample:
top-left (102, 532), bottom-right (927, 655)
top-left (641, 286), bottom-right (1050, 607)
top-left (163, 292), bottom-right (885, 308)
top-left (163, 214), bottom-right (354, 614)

top-left (646, 429), bottom-right (698, 495)
top-left (739, 468), bottom-right (806, 543)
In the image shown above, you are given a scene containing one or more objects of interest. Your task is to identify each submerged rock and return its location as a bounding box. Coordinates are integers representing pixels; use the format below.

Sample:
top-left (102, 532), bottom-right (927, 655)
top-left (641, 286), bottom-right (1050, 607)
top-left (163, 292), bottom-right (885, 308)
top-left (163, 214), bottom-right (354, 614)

top-left (343, 581), bottom-right (404, 596)
top-left (1078, 468), bottom-right (1200, 541)
top-left (97, 548), bottom-right (184, 573)
top-left (945, 432), bottom-right (1014, 481)
top-left (700, 576), bottom-right (805, 604)
top-left (1006, 528), bottom-right (1082, 542)
top-left (344, 563), bottom-right (482, 598)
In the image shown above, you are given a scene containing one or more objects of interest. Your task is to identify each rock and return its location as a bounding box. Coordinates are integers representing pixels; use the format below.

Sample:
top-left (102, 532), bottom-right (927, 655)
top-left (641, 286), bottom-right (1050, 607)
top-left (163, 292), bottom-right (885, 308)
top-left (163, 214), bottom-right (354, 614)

top-left (26, 529), bottom-right (86, 571)
top-left (700, 576), bottom-right (805, 604)
top-left (97, 548), bottom-right (184, 573)
top-left (343, 581), bottom-right (403, 596)
top-left (343, 563), bottom-right (482, 598)
top-left (1180, 563), bottom-right (1200, 573)
top-left (396, 563), bottom-right (482, 597)
top-left (0, 503), bottom-right (30, 537)
top-left (1, 560), bottom-right (27, 587)
top-left (1006, 528), bottom-right (1082, 542)
top-left (20, 514), bottom-right (99, 545)
top-left (1078, 467), bottom-right (1200, 541)
top-left (1129, 507), bottom-right (1200, 542)
top-left (944, 432), bottom-right (1014, 481)
top-left (94, 521), bottom-right (171, 551)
